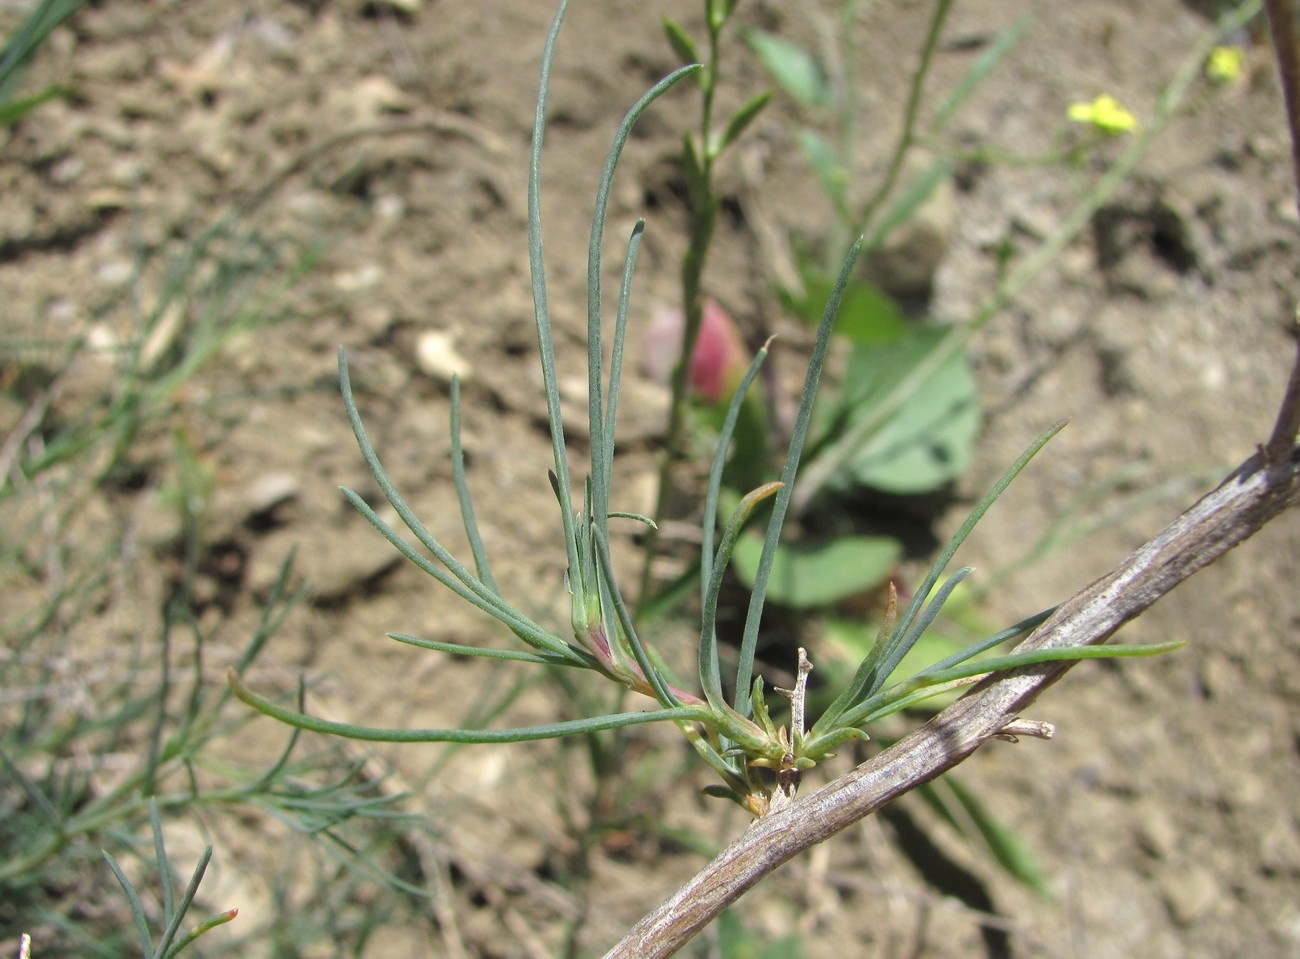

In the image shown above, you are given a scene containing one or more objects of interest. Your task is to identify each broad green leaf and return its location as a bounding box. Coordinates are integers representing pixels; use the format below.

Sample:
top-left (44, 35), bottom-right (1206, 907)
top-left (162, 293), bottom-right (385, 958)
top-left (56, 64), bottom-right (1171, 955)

top-left (781, 267), bottom-right (908, 346)
top-left (830, 327), bottom-right (980, 495)
top-left (744, 29), bottom-right (830, 108)
top-left (731, 532), bottom-right (901, 609)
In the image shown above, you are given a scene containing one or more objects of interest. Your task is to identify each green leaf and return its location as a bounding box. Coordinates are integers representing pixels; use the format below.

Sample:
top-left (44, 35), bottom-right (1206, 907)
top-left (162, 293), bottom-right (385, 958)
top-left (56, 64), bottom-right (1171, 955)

top-left (0, 0), bottom-right (85, 107)
top-left (718, 91), bottom-right (772, 154)
top-left (682, 130), bottom-right (707, 200)
top-left (826, 619), bottom-right (966, 689)
top-left (387, 633), bottom-right (581, 667)
top-left (731, 532), bottom-right (901, 609)
top-left (733, 238), bottom-right (863, 717)
top-left (930, 16), bottom-right (1029, 131)
top-left (942, 776), bottom-right (1053, 897)
top-left (823, 583), bottom-right (1000, 712)
top-left (865, 157), bottom-right (955, 249)
top-left (782, 267), bottom-right (908, 346)
top-left (829, 327), bottom-right (981, 495)
top-left (795, 129), bottom-right (846, 214)
top-left (0, 84), bottom-right (69, 125)
top-left (663, 18), bottom-right (699, 67)
top-left (718, 907), bottom-right (806, 959)
top-left (811, 423), bottom-right (1067, 738)
top-left (744, 29), bottom-right (830, 108)
top-left (230, 669), bottom-right (706, 744)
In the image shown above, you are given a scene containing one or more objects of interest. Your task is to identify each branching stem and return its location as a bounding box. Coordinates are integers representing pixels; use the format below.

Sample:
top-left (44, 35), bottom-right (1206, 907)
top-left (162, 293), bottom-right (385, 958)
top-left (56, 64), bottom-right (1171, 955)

top-left (605, 448), bottom-right (1300, 958)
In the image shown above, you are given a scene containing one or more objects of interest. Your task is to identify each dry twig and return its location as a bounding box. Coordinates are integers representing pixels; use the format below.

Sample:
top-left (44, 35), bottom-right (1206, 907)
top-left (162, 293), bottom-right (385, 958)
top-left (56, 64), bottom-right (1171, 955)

top-left (606, 448), bottom-right (1300, 958)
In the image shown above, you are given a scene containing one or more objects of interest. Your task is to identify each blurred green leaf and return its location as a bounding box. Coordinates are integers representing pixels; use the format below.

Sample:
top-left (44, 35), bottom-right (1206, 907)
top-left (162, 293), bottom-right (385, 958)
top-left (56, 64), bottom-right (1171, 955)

top-left (745, 29), bottom-right (830, 108)
top-left (0, 0), bottom-right (84, 109)
top-left (795, 129), bottom-right (846, 215)
top-left (942, 777), bottom-right (1053, 897)
top-left (717, 907), bottom-right (806, 959)
top-left (931, 17), bottom-right (1030, 131)
top-left (731, 532), bottom-right (901, 609)
top-left (829, 326), bottom-right (980, 495)
top-left (663, 18), bottom-right (699, 68)
top-left (865, 157), bottom-right (954, 248)
top-left (782, 268), bottom-right (908, 346)
top-left (0, 84), bottom-right (70, 125)
top-left (718, 91), bottom-right (772, 154)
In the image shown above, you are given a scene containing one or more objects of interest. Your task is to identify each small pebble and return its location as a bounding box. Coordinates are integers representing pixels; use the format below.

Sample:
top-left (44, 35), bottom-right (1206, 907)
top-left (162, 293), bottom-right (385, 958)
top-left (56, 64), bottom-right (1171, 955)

top-left (415, 330), bottom-right (472, 384)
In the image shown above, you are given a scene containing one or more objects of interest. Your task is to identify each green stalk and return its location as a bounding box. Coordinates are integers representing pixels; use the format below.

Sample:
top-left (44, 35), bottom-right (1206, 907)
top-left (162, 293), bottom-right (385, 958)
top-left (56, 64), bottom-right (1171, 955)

top-left (637, 5), bottom-right (731, 613)
top-left (791, 0), bottom-right (1261, 516)
top-left (854, 0), bottom-right (954, 237)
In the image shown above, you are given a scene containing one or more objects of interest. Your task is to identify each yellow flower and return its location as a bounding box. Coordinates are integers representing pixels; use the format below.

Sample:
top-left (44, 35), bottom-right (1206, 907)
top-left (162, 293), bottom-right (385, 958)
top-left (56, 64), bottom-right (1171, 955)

top-left (1067, 94), bottom-right (1139, 135)
top-left (1206, 46), bottom-right (1245, 84)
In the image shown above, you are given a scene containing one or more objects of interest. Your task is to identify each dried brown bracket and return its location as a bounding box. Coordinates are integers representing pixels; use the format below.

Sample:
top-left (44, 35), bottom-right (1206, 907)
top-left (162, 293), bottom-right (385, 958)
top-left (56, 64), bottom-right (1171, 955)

top-left (605, 2), bottom-right (1300, 955)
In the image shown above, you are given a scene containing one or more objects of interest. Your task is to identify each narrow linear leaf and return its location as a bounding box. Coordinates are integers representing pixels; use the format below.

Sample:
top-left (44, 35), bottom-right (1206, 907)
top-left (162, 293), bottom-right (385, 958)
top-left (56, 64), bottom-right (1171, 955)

top-left (150, 803), bottom-right (174, 935)
top-left (813, 421), bottom-right (1070, 735)
top-left (609, 510), bottom-right (657, 526)
top-left (450, 376), bottom-right (496, 591)
top-left (865, 157), bottom-right (955, 250)
top-left (602, 219), bottom-right (646, 489)
top-left (943, 776), bottom-right (1052, 897)
top-left (734, 237), bottom-right (863, 717)
top-left (699, 482), bottom-right (783, 709)
top-left (387, 633), bottom-right (586, 667)
top-left (587, 62), bottom-right (701, 537)
top-left (593, 528), bottom-right (686, 708)
top-left (931, 17), bottom-right (1030, 131)
top-left (153, 843), bottom-right (213, 959)
top-left (339, 486), bottom-right (582, 664)
top-left (230, 670), bottom-right (707, 743)
top-left (102, 850), bottom-right (153, 955)
top-left (702, 336), bottom-right (774, 594)
top-left (718, 91), bottom-right (772, 154)
top-left (527, 0), bottom-right (582, 578)
top-left (162, 909), bottom-right (238, 959)
top-left (845, 641), bottom-right (1185, 728)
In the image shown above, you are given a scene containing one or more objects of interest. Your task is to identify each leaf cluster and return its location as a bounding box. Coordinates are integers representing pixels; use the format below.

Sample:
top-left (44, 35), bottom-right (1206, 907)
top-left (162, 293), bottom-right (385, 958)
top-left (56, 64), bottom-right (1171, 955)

top-left (232, 0), bottom-right (1178, 816)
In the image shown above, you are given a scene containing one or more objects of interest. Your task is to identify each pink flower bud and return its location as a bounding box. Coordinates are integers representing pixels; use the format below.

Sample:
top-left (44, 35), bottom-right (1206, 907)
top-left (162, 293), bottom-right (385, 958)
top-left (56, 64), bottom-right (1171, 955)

top-left (645, 300), bottom-right (749, 404)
